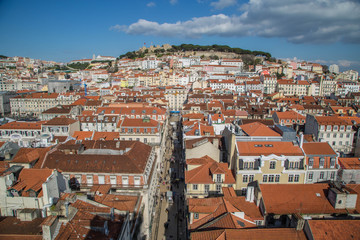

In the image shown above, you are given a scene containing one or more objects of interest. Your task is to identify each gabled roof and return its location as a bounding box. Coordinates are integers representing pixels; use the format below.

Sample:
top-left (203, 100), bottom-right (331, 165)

top-left (240, 122), bottom-right (280, 137)
top-left (185, 156), bottom-right (235, 184)
top-left (11, 169), bottom-right (54, 197)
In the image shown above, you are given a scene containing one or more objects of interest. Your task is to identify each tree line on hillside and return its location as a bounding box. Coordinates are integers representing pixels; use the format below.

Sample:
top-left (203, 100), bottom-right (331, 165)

top-left (119, 44), bottom-right (272, 60)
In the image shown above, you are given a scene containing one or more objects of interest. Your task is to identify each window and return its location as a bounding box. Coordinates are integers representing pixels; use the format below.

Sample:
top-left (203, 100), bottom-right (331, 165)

top-left (289, 162), bottom-right (294, 169)
top-left (194, 213), bottom-right (199, 219)
top-left (319, 172), bottom-right (324, 180)
top-left (249, 175), bottom-right (254, 182)
top-left (263, 175), bottom-right (268, 182)
top-left (270, 161), bottom-right (276, 169)
top-left (319, 158), bottom-right (325, 168)
top-left (244, 162), bottom-right (248, 169)
top-left (193, 184), bottom-right (198, 190)
top-left (241, 188), bottom-right (247, 195)
top-left (87, 175), bottom-right (93, 186)
top-left (134, 177), bottom-right (141, 186)
top-left (249, 162), bottom-right (254, 169)
top-left (268, 175), bottom-right (274, 182)
top-left (330, 172), bottom-right (335, 179)
top-left (333, 133), bottom-right (337, 138)
top-left (330, 158), bottom-right (336, 168)
top-left (216, 184), bottom-right (222, 193)
top-left (327, 133), bottom-right (330, 138)
top-left (205, 184), bottom-right (210, 193)
top-left (288, 174), bottom-right (294, 182)
top-left (243, 175), bottom-right (248, 183)
top-left (309, 158), bottom-right (314, 168)
top-left (216, 174), bottom-right (222, 183)
top-left (275, 175), bottom-right (280, 182)
top-left (122, 176), bottom-right (129, 185)
top-left (294, 175), bottom-right (299, 182)
top-left (98, 175), bottom-right (105, 184)
top-left (295, 162), bottom-right (299, 169)
top-left (332, 141), bottom-right (336, 146)
top-left (334, 126), bottom-right (338, 131)
top-left (110, 176), bottom-right (117, 185)
top-left (326, 126), bottom-right (331, 131)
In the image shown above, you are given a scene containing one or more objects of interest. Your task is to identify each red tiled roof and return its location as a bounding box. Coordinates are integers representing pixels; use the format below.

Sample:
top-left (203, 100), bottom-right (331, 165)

top-left (308, 220), bottom-right (360, 240)
top-left (338, 158), bottom-right (360, 170)
top-left (236, 141), bottom-right (303, 156)
top-left (240, 122), bottom-right (280, 137)
top-left (260, 184), bottom-right (347, 215)
top-left (302, 142), bottom-right (337, 155)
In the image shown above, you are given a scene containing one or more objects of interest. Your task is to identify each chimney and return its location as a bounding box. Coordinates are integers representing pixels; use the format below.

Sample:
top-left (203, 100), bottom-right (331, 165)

top-left (299, 133), bottom-right (304, 148)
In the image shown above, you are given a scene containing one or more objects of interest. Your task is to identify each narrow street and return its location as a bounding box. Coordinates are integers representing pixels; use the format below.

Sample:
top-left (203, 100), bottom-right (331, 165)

top-left (151, 115), bottom-right (186, 240)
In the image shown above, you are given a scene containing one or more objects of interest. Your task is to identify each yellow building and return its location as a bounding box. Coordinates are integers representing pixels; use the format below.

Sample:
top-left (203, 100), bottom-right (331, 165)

top-left (232, 141), bottom-right (305, 194)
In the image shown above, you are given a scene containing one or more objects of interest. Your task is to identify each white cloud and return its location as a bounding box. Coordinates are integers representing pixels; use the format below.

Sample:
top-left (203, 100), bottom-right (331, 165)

top-left (109, 25), bottom-right (127, 32)
top-left (169, 0), bottom-right (178, 5)
top-left (338, 60), bottom-right (353, 67)
top-left (111, 0), bottom-right (360, 44)
top-left (147, 2), bottom-right (156, 7)
top-left (210, 0), bottom-right (237, 10)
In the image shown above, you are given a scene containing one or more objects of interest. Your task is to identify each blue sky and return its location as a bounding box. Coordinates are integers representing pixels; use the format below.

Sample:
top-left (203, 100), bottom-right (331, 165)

top-left (0, 0), bottom-right (359, 71)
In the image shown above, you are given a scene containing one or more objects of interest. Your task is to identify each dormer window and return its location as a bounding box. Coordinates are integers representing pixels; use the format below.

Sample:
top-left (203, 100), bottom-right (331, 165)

top-left (309, 158), bottom-right (314, 168)
top-left (216, 174), bottom-right (222, 183)
top-left (330, 158), bottom-right (336, 168)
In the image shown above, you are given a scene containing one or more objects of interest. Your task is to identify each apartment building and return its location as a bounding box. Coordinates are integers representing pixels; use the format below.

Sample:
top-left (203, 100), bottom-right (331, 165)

top-left (117, 117), bottom-right (162, 144)
top-left (185, 156), bottom-right (235, 198)
top-left (302, 142), bottom-right (339, 183)
top-left (305, 114), bottom-right (355, 154)
top-left (232, 141), bottom-right (305, 194)
top-left (10, 92), bottom-right (81, 116)
top-left (0, 168), bottom-right (69, 217)
top-left (40, 139), bottom-right (158, 237)
top-left (164, 86), bottom-right (188, 111)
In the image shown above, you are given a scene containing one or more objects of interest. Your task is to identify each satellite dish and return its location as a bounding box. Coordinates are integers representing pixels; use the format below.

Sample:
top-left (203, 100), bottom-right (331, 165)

top-left (5, 179), bottom-right (13, 186)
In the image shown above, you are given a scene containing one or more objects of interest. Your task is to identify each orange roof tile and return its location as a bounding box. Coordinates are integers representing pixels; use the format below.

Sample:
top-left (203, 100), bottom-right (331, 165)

top-left (240, 122), bottom-right (280, 137)
top-left (308, 219), bottom-right (360, 240)
top-left (236, 141), bottom-right (303, 156)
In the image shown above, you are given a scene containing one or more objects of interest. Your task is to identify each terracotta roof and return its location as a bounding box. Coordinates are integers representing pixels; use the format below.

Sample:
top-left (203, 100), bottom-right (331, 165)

top-left (93, 132), bottom-right (120, 140)
top-left (236, 141), bottom-right (303, 156)
top-left (0, 217), bottom-right (43, 237)
top-left (185, 137), bottom-right (221, 149)
top-left (42, 116), bottom-right (77, 126)
top-left (10, 169), bottom-right (54, 197)
top-left (93, 194), bottom-right (139, 212)
top-left (315, 116), bottom-right (352, 126)
top-left (72, 131), bottom-right (93, 140)
top-left (302, 142), bottom-right (337, 156)
top-left (338, 158), bottom-right (360, 170)
top-left (11, 148), bottom-right (40, 164)
top-left (259, 184), bottom-right (346, 215)
top-left (191, 228), bottom-right (307, 240)
top-left (185, 156), bottom-right (235, 184)
top-left (43, 141), bottom-right (151, 174)
top-left (240, 122), bottom-right (280, 137)
top-left (308, 220), bottom-right (360, 240)
top-left (0, 121), bottom-right (43, 130)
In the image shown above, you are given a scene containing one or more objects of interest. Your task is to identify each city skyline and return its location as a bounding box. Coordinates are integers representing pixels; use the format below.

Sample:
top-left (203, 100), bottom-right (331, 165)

top-left (0, 0), bottom-right (359, 71)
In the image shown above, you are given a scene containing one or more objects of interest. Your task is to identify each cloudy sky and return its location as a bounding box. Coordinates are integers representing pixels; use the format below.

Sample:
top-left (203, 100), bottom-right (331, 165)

top-left (0, 0), bottom-right (359, 71)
